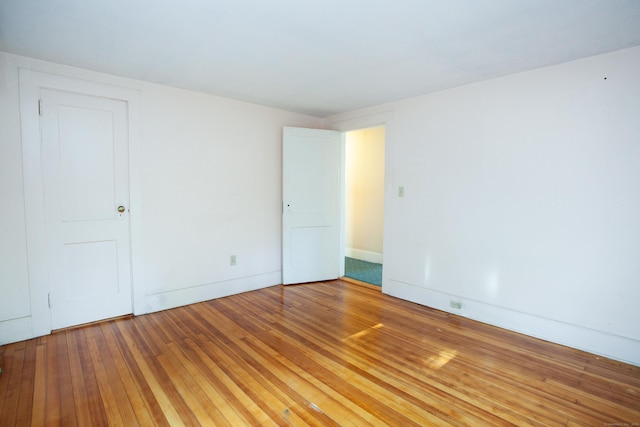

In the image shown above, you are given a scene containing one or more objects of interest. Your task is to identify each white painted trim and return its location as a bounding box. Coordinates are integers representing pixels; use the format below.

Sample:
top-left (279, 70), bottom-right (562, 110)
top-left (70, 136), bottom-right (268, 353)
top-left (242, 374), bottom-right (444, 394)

top-left (18, 78), bottom-right (50, 338)
top-left (345, 248), bottom-right (383, 264)
top-left (143, 271), bottom-right (282, 313)
top-left (126, 89), bottom-right (146, 315)
top-left (329, 110), bottom-right (394, 132)
top-left (385, 279), bottom-right (640, 367)
top-left (18, 69), bottom-right (144, 337)
top-left (339, 132), bottom-right (346, 278)
top-left (0, 317), bottom-right (33, 345)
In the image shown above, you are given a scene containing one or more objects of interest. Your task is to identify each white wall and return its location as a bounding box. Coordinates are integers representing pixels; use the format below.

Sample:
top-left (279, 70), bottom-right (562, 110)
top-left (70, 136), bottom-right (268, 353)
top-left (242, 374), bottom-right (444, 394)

top-left (329, 46), bottom-right (640, 366)
top-left (345, 127), bottom-right (385, 263)
top-left (0, 51), bottom-right (323, 343)
top-left (3, 46), bottom-right (639, 366)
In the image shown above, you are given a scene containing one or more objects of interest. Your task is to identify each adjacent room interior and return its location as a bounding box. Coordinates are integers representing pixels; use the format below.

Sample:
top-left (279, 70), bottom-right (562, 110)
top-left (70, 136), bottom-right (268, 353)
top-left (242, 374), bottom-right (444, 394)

top-left (344, 127), bottom-right (385, 287)
top-left (1, 1), bottom-right (639, 425)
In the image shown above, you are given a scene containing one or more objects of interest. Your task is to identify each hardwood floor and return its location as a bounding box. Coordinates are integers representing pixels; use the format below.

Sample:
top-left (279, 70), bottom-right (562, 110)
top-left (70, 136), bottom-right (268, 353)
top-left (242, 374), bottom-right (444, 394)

top-left (1, 280), bottom-right (639, 426)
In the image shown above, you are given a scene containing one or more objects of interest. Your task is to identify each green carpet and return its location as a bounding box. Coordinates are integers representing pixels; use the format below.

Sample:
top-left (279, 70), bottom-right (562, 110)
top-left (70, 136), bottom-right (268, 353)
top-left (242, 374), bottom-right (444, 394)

top-left (344, 257), bottom-right (382, 286)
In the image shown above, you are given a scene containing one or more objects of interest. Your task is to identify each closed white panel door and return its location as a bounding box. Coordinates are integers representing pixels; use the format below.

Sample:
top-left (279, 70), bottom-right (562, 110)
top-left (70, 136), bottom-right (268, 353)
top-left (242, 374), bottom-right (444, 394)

top-left (283, 127), bottom-right (341, 284)
top-left (41, 89), bottom-right (132, 329)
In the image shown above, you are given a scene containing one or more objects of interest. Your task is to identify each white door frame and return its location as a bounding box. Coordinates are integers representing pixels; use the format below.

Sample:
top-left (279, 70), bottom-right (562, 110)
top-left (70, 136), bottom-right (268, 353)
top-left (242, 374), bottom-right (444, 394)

top-left (19, 69), bottom-right (144, 337)
top-left (329, 111), bottom-right (393, 289)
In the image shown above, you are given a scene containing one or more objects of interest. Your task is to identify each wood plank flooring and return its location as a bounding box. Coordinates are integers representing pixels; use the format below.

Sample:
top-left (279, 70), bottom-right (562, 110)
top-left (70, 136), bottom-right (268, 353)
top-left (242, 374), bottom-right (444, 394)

top-left (1, 280), bottom-right (639, 426)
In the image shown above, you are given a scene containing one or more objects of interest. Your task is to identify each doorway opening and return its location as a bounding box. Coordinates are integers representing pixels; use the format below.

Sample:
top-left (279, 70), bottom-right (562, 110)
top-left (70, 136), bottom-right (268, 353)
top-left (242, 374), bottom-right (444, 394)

top-left (343, 126), bottom-right (385, 286)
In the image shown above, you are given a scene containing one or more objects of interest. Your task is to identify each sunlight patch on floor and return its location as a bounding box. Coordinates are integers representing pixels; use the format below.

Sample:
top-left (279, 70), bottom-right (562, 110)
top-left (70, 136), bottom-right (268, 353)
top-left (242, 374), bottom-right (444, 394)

top-left (425, 349), bottom-right (458, 370)
top-left (343, 323), bottom-right (384, 341)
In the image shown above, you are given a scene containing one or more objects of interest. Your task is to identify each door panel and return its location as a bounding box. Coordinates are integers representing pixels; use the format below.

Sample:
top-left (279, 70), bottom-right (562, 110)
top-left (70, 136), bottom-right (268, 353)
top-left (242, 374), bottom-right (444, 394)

top-left (63, 241), bottom-right (119, 300)
top-left (59, 106), bottom-right (116, 221)
top-left (41, 89), bottom-right (132, 329)
top-left (282, 127), bottom-right (341, 284)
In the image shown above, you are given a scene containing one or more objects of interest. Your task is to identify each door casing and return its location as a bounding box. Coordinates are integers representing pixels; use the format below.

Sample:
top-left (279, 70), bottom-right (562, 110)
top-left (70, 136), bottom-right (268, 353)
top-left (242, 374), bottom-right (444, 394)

top-left (329, 112), bottom-right (393, 290)
top-left (19, 69), bottom-right (144, 337)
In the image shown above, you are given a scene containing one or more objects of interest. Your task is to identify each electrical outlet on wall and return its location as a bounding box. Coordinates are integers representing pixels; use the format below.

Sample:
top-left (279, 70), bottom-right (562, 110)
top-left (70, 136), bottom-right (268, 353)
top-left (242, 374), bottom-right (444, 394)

top-left (450, 300), bottom-right (462, 309)
top-left (230, 255), bottom-right (237, 266)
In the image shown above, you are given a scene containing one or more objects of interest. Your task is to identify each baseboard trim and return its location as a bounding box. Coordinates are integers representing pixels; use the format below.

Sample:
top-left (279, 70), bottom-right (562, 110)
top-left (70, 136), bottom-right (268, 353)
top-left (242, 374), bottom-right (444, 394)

top-left (143, 271), bottom-right (282, 314)
top-left (345, 248), bottom-right (383, 264)
top-left (384, 279), bottom-right (640, 367)
top-left (0, 316), bottom-right (34, 345)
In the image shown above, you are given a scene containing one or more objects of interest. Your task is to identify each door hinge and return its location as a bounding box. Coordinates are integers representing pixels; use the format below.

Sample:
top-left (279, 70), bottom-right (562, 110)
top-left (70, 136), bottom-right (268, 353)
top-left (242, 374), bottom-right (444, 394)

top-left (48, 293), bottom-right (51, 308)
top-left (38, 99), bottom-right (42, 115)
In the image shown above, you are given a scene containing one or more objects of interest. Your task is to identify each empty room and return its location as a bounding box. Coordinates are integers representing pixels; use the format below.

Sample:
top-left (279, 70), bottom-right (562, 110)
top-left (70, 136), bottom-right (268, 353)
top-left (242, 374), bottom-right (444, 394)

top-left (1, 1), bottom-right (639, 425)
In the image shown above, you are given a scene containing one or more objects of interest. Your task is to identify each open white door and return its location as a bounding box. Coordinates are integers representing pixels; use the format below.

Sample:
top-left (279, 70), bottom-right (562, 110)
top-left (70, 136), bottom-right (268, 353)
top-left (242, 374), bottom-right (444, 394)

top-left (282, 127), bottom-right (342, 284)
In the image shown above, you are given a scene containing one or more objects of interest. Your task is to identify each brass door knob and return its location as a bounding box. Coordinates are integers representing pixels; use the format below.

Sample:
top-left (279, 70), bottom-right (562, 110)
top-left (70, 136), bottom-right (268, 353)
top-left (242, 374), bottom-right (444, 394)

top-left (117, 206), bottom-right (126, 213)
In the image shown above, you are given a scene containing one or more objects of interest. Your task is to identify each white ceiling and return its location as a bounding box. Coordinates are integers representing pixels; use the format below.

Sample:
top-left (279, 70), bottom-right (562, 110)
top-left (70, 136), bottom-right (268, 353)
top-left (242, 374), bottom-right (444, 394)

top-left (2, 1), bottom-right (640, 117)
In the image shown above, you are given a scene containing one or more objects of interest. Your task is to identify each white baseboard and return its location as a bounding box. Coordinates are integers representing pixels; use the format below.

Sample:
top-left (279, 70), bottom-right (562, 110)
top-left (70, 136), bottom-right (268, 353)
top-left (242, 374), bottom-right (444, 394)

top-left (384, 279), bottom-right (640, 367)
top-left (345, 248), bottom-right (383, 264)
top-left (0, 272), bottom-right (281, 345)
top-left (143, 271), bottom-right (282, 314)
top-left (0, 316), bottom-right (34, 345)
